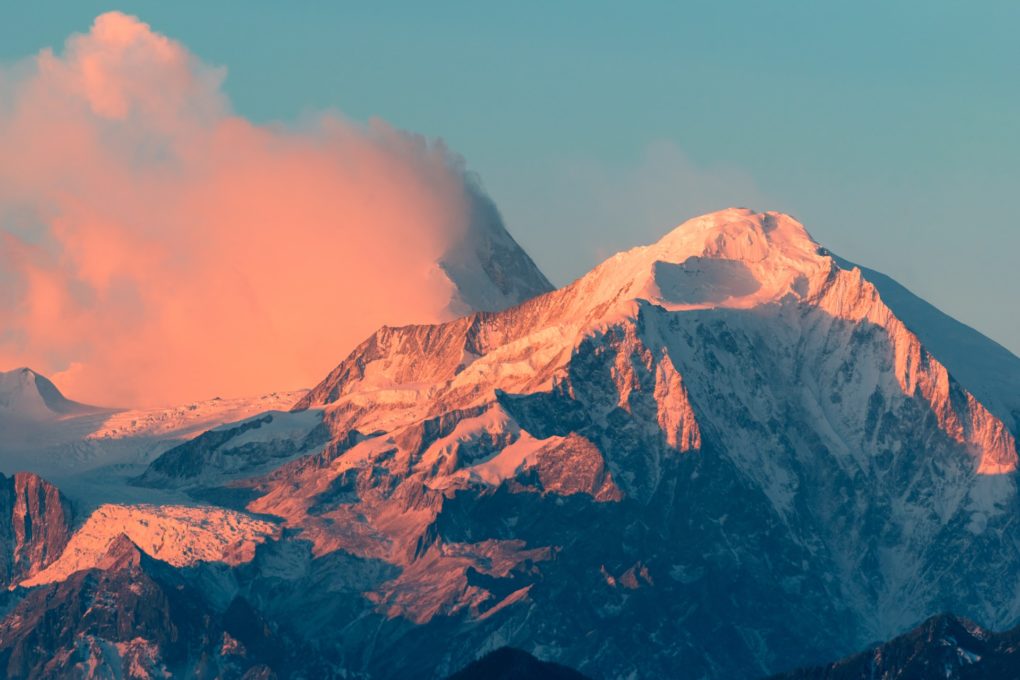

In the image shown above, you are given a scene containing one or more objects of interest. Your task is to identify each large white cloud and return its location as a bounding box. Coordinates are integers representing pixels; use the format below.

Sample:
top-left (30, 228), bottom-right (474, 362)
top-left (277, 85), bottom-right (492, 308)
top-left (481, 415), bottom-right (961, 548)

top-left (0, 12), bottom-right (520, 407)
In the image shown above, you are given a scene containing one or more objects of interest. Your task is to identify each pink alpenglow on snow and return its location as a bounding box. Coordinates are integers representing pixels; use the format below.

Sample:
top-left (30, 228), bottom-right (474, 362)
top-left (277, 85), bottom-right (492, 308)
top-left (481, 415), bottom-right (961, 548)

top-left (0, 12), bottom-right (550, 409)
top-left (20, 503), bottom-right (279, 587)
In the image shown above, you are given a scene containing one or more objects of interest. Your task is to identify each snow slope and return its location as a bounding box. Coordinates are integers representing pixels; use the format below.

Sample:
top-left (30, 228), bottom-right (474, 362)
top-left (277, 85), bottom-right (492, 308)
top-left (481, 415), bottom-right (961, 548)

top-left (133, 408), bottom-right (326, 490)
top-left (0, 368), bottom-right (102, 420)
top-left (162, 208), bottom-right (1016, 677)
top-left (0, 387), bottom-right (308, 509)
top-left (21, 503), bottom-right (279, 587)
top-left (6, 208), bottom-right (1020, 679)
top-left (835, 256), bottom-right (1020, 435)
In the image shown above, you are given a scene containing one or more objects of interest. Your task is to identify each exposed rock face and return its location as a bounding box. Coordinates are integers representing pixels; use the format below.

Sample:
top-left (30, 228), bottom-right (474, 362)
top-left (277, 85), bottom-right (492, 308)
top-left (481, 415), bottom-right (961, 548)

top-left (0, 536), bottom-right (288, 679)
top-left (166, 208), bottom-right (1014, 677)
top-left (0, 472), bottom-right (73, 587)
top-left (133, 409), bottom-right (328, 489)
top-left (22, 208), bottom-right (1020, 678)
top-left (775, 613), bottom-right (1020, 680)
top-left (21, 504), bottom-right (279, 587)
top-left (439, 189), bottom-right (555, 315)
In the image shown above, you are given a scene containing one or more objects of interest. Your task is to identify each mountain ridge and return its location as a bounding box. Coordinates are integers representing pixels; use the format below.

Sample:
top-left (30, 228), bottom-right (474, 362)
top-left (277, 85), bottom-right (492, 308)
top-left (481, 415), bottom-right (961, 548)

top-left (3, 208), bottom-right (1019, 678)
top-left (0, 368), bottom-right (103, 421)
top-left (190, 208), bottom-right (1019, 676)
top-left (293, 209), bottom-right (1016, 478)
top-left (774, 612), bottom-right (1020, 679)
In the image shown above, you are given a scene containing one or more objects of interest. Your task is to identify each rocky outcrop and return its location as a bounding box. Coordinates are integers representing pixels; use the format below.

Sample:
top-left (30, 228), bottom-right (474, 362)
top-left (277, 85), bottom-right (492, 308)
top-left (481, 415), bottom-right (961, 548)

top-left (0, 472), bottom-right (72, 587)
top-left (21, 504), bottom-right (279, 587)
top-left (135, 410), bottom-right (328, 489)
top-left (68, 209), bottom-right (1020, 677)
top-left (775, 613), bottom-right (1020, 679)
top-left (0, 536), bottom-right (290, 679)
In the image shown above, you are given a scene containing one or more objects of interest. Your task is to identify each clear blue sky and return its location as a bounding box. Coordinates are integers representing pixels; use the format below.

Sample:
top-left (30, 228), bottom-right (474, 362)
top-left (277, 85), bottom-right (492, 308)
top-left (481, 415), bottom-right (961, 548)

top-left (4, 2), bottom-right (1018, 354)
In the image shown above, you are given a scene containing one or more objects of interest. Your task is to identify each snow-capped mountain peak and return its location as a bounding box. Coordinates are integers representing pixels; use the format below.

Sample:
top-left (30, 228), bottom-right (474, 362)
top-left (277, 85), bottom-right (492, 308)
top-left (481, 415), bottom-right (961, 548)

top-left (577, 208), bottom-right (830, 316)
top-left (294, 208), bottom-right (1015, 481)
top-left (0, 367), bottom-right (99, 420)
top-left (4, 208), bottom-right (1020, 679)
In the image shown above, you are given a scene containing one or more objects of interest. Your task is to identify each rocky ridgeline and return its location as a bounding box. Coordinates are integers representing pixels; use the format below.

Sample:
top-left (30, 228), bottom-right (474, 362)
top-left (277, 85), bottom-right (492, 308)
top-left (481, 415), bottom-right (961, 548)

top-left (1, 209), bottom-right (1019, 678)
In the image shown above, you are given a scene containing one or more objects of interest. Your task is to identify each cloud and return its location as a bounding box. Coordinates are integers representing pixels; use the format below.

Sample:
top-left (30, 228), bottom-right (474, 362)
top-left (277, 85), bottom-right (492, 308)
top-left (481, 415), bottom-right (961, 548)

top-left (0, 13), bottom-right (505, 407)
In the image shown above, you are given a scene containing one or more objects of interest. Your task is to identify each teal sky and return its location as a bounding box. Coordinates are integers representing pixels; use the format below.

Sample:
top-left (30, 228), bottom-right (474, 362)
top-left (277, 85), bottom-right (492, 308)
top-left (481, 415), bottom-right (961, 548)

top-left (4, 2), bottom-right (1018, 355)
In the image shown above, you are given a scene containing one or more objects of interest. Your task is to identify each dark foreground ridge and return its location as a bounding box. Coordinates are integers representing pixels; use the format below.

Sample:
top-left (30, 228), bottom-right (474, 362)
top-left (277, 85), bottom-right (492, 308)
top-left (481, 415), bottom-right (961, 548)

top-left (774, 613), bottom-right (1020, 680)
top-left (448, 648), bottom-right (589, 680)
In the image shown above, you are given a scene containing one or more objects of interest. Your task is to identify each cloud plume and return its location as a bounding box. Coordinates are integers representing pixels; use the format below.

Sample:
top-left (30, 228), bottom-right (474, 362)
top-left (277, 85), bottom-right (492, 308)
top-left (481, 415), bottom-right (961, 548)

top-left (0, 12), bottom-right (511, 407)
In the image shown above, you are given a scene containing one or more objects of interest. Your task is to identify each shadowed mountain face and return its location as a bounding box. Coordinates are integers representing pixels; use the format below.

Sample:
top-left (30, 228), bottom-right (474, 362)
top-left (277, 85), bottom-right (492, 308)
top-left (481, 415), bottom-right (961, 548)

top-left (447, 647), bottom-right (589, 679)
top-left (774, 613), bottom-right (1020, 680)
top-left (128, 209), bottom-right (1020, 678)
top-left (3, 209), bottom-right (1020, 679)
top-left (440, 189), bottom-right (555, 315)
top-left (0, 368), bottom-right (100, 420)
top-left (833, 256), bottom-right (1020, 435)
top-left (0, 536), bottom-right (288, 679)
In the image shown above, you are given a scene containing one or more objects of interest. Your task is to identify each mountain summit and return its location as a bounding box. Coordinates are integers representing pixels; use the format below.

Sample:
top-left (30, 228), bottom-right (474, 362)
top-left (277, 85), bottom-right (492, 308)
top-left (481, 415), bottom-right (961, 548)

top-left (293, 208), bottom-right (1015, 476)
top-left (575, 207), bottom-right (830, 313)
top-left (9, 208), bottom-right (1020, 678)
top-left (0, 368), bottom-right (99, 420)
top-left (140, 207), bottom-right (1015, 677)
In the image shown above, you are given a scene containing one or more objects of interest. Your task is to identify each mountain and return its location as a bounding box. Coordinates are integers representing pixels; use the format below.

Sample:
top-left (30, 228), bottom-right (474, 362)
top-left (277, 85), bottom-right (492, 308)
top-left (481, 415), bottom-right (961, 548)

top-left (0, 535), bottom-right (290, 679)
top-left (0, 368), bottom-right (100, 421)
top-left (775, 613), bottom-right (1020, 679)
top-left (831, 256), bottom-right (1020, 436)
top-left (7, 207), bottom-right (1020, 678)
top-left (0, 472), bottom-right (73, 588)
top-left (0, 383), bottom-right (309, 508)
top-left (20, 503), bottom-right (278, 588)
top-left (439, 191), bottom-right (555, 315)
top-left (132, 409), bottom-right (328, 491)
top-left (447, 647), bottom-right (589, 679)
top-left (124, 208), bottom-right (1020, 678)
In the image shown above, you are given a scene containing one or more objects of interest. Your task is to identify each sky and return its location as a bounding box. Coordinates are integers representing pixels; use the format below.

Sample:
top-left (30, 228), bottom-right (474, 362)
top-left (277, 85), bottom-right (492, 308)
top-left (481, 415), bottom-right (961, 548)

top-left (1, 3), bottom-right (1018, 402)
